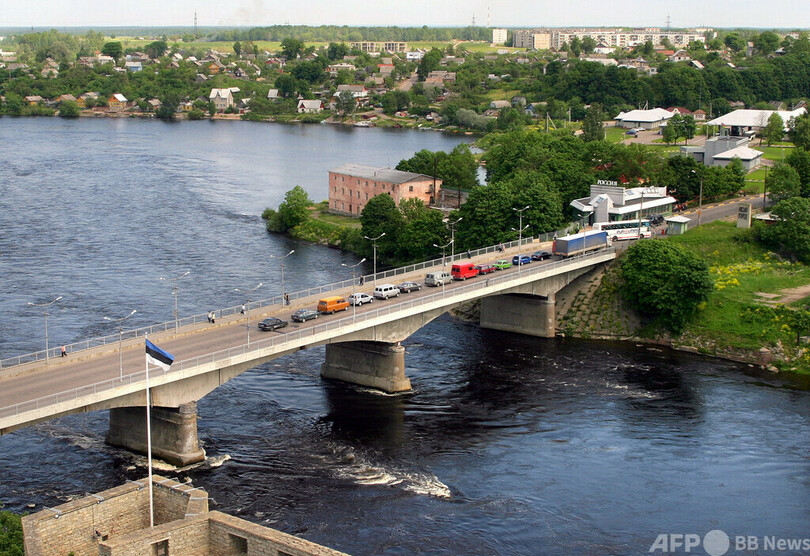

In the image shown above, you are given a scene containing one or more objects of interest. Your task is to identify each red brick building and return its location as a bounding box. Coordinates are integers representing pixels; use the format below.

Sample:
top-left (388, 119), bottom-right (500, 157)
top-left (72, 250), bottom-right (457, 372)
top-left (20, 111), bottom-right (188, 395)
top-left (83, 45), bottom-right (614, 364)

top-left (328, 163), bottom-right (442, 216)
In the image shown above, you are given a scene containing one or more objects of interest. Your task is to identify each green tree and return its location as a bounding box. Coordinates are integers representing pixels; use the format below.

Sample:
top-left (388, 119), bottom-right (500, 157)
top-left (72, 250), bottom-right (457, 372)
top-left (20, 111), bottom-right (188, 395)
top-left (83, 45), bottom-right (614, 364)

top-left (762, 112), bottom-right (785, 146)
top-left (619, 240), bottom-right (713, 333)
top-left (789, 112), bottom-right (810, 150)
top-left (233, 41), bottom-right (242, 57)
top-left (277, 186), bottom-right (312, 231)
top-left (335, 89), bottom-right (356, 115)
top-left (397, 198), bottom-right (447, 261)
top-left (580, 103), bottom-right (605, 142)
top-left (145, 40), bottom-right (168, 59)
top-left (581, 36), bottom-right (597, 54)
top-left (0, 507), bottom-right (24, 556)
top-left (786, 148), bottom-right (810, 197)
top-left (327, 42), bottom-right (349, 61)
top-left (58, 100), bottom-right (80, 118)
top-left (360, 194), bottom-right (404, 262)
top-left (753, 31), bottom-right (780, 55)
top-left (281, 38), bottom-right (304, 60)
top-left (662, 121), bottom-right (678, 145)
top-left (757, 196), bottom-right (810, 262)
top-left (275, 73), bottom-right (298, 98)
top-left (101, 41), bottom-right (123, 61)
top-left (417, 48), bottom-right (442, 81)
top-left (766, 162), bottom-right (802, 203)
top-left (724, 33), bottom-right (746, 53)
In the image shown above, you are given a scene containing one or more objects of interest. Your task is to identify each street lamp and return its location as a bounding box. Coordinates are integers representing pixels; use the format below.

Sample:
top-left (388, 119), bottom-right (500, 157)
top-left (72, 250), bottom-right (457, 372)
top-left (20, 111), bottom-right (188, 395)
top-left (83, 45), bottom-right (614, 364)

top-left (341, 258), bottom-right (366, 320)
top-left (447, 216), bottom-right (462, 264)
top-left (103, 309), bottom-right (137, 378)
top-left (159, 271), bottom-right (189, 331)
top-left (511, 225), bottom-right (529, 272)
top-left (433, 240), bottom-right (454, 268)
top-left (27, 296), bottom-right (62, 362)
top-left (513, 205), bottom-right (530, 257)
top-left (234, 283), bottom-right (262, 343)
top-left (269, 250), bottom-right (295, 305)
top-left (691, 169), bottom-right (704, 227)
top-left (363, 233), bottom-right (386, 285)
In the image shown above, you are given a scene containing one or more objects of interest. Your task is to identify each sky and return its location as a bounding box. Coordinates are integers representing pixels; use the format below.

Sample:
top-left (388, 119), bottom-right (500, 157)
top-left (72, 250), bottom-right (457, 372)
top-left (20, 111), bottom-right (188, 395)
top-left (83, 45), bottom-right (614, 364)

top-left (2, 0), bottom-right (809, 30)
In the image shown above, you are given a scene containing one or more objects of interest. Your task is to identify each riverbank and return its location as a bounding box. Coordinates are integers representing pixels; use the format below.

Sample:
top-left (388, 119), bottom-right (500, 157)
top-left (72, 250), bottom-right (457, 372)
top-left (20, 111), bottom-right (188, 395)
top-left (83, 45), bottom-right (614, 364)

top-left (556, 221), bottom-right (810, 375)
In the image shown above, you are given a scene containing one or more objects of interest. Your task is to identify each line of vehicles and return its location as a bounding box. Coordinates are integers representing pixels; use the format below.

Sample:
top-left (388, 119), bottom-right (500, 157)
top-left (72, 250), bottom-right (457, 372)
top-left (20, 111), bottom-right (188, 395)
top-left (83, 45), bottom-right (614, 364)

top-left (257, 228), bottom-right (620, 333)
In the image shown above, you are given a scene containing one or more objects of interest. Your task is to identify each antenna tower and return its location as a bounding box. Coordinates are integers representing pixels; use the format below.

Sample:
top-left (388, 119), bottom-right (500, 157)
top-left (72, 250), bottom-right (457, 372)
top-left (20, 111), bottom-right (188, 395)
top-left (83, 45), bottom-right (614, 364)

top-left (472, 13), bottom-right (476, 27)
top-left (666, 14), bottom-right (671, 32)
top-left (487, 6), bottom-right (491, 28)
top-left (194, 11), bottom-right (198, 38)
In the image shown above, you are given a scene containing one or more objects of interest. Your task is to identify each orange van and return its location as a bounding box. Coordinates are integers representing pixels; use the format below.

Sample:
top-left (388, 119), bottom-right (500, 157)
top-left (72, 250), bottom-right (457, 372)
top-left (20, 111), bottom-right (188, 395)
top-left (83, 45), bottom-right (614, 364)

top-left (317, 296), bottom-right (350, 314)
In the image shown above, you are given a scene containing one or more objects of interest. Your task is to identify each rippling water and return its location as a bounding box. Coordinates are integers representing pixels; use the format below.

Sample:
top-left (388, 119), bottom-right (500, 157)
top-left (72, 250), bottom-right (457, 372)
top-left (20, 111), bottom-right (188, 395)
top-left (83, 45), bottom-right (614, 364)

top-left (1, 118), bottom-right (808, 555)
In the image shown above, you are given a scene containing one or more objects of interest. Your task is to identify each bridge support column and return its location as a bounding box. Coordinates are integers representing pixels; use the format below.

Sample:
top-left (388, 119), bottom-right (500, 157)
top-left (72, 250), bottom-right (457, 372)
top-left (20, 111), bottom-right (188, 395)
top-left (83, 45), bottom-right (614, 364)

top-left (320, 341), bottom-right (411, 393)
top-left (106, 402), bottom-right (205, 467)
top-left (480, 293), bottom-right (556, 338)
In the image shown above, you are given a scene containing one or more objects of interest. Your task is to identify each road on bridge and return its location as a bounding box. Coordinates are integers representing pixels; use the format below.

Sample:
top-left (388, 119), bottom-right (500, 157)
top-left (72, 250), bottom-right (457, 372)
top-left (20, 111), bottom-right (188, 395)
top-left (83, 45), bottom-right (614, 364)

top-left (0, 241), bottom-right (557, 415)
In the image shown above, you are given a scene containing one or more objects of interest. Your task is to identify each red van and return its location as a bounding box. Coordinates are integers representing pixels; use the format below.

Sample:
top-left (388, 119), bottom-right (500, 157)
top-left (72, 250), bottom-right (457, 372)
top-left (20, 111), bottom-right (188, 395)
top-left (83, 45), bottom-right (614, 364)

top-left (451, 262), bottom-right (479, 281)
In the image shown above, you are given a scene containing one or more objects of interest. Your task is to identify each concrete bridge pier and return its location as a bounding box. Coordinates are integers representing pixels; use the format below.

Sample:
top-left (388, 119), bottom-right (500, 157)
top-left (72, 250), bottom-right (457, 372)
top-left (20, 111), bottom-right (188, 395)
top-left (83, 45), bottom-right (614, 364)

top-left (106, 402), bottom-right (205, 467)
top-left (480, 293), bottom-right (556, 338)
top-left (320, 341), bottom-right (411, 393)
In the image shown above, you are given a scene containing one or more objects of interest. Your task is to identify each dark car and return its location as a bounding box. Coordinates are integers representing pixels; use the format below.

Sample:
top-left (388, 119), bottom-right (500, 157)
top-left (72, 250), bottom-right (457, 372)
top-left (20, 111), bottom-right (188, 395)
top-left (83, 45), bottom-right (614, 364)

top-left (291, 309), bottom-right (318, 322)
top-left (258, 317), bottom-right (288, 331)
top-left (648, 214), bottom-right (665, 226)
top-left (512, 255), bottom-right (532, 266)
top-left (476, 263), bottom-right (495, 275)
top-left (531, 250), bottom-right (552, 261)
top-left (398, 281), bottom-right (422, 293)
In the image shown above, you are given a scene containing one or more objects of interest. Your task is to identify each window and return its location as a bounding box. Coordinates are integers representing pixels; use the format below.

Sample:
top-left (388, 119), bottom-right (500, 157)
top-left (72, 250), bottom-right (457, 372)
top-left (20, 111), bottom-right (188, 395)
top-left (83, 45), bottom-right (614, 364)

top-left (409, 185), bottom-right (414, 192)
top-left (226, 533), bottom-right (248, 554)
top-left (152, 540), bottom-right (168, 556)
top-left (365, 193), bottom-right (368, 200)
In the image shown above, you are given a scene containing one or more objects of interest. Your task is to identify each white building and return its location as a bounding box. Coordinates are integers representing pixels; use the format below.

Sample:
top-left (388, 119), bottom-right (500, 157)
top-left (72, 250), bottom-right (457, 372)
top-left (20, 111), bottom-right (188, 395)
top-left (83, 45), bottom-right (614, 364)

top-left (614, 108), bottom-right (674, 130)
top-left (570, 182), bottom-right (677, 224)
top-left (706, 107), bottom-right (806, 136)
top-left (492, 28), bottom-right (508, 45)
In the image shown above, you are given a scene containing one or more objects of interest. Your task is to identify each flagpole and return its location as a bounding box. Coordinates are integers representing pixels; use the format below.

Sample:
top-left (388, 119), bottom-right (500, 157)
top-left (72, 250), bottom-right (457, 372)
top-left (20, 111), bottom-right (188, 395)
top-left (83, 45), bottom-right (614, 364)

top-left (145, 334), bottom-right (154, 528)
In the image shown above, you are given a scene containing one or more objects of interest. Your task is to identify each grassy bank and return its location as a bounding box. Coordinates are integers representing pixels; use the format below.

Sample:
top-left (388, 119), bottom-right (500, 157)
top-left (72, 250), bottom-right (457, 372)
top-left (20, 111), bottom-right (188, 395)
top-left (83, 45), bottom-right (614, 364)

top-left (562, 221), bottom-right (810, 374)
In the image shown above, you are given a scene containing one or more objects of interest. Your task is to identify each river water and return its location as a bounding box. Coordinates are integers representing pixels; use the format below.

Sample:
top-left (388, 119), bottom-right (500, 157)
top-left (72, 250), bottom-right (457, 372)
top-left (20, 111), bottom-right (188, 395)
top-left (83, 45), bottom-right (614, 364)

top-left (1, 118), bottom-right (809, 555)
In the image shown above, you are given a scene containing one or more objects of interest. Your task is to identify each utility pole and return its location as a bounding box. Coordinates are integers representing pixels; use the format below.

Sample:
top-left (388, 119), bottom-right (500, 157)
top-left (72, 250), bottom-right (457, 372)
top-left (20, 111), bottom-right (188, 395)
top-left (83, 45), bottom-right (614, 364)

top-left (448, 216), bottom-right (462, 265)
top-left (364, 233), bottom-right (386, 285)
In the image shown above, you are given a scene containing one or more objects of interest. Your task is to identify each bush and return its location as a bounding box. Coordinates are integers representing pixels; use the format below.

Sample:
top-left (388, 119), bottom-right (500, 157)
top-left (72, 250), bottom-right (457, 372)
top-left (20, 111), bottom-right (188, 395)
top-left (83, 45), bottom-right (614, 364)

top-left (186, 108), bottom-right (206, 120)
top-left (619, 240), bottom-right (714, 333)
top-left (0, 508), bottom-right (24, 556)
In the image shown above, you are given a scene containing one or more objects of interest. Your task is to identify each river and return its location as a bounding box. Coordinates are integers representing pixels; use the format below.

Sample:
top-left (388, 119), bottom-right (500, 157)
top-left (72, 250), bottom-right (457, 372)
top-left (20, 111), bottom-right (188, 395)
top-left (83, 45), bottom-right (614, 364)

top-left (1, 117), bottom-right (808, 555)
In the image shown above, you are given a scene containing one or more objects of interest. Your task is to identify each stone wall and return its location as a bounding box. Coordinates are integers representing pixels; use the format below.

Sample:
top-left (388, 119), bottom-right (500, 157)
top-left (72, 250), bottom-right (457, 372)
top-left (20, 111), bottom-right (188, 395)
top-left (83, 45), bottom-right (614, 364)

top-left (23, 481), bottom-right (149, 556)
top-left (100, 514), bottom-right (210, 556)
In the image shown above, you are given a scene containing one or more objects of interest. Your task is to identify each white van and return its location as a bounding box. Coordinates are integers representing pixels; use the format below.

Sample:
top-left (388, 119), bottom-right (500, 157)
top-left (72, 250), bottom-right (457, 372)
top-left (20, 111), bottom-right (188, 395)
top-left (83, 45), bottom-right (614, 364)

top-left (373, 284), bottom-right (401, 299)
top-left (425, 271), bottom-right (452, 286)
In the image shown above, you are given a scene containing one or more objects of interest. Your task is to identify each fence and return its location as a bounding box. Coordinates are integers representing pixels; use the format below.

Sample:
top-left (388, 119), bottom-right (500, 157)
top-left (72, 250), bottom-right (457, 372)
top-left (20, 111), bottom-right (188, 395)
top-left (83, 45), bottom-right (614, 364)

top-left (0, 247), bottom-right (615, 421)
top-left (1, 231), bottom-right (570, 370)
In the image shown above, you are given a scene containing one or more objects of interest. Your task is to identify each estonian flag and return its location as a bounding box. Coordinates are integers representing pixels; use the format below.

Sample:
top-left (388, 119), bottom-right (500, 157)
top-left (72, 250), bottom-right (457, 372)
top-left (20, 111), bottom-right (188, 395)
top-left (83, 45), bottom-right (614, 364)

top-left (145, 339), bottom-right (174, 371)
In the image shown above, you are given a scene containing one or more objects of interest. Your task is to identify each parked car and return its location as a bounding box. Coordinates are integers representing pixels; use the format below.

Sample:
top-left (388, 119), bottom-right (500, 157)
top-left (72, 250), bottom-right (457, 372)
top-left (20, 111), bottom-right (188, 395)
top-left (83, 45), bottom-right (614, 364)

top-left (291, 308), bottom-right (318, 322)
top-left (493, 260), bottom-right (512, 270)
top-left (648, 214), bottom-right (665, 226)
top-left (348, 292), bottom-right (374, 306)
top-left (475, 264), bottom-right (495, 275)
top-left (512, 255), bottom-right (532, 265)
top-left (373, 284), bottom-right (401, 299)
top-left (531, 250), bottom-right (552, 261)
top-left (317, 296), bottom-right (350, 314)
top-left (424, 271), bottom-right (452, 286)
top-left (258, 317), bottom-right (288, 331)
top-left (398, 281), bottom-right (422, 293)
top-left (625, 128), bottom-right (638, 136)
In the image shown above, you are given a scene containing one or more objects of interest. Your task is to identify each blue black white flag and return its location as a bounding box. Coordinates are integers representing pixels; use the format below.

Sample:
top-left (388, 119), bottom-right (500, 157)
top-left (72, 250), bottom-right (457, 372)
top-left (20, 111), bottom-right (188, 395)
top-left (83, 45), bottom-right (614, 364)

top-left (145, 339), bottom-right (174, 371)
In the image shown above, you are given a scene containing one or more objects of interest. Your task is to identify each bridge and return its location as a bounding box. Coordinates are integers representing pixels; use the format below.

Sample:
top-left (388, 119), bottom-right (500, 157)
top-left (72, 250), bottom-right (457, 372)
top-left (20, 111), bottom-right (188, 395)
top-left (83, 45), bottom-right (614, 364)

top-left (0, 241), bottom-right (615, 465)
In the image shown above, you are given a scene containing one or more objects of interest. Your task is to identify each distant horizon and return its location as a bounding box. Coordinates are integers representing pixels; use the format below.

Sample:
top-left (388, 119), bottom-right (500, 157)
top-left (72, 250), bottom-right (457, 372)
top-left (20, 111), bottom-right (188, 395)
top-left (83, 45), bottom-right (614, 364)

top-left (2, 1), bottom-right (809, 31)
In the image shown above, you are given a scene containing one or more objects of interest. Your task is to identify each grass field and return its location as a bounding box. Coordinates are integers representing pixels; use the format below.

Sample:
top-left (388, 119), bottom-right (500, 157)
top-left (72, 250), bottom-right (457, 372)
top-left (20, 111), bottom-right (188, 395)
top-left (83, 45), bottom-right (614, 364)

top-left (667, 222), bottom-right (810, 369)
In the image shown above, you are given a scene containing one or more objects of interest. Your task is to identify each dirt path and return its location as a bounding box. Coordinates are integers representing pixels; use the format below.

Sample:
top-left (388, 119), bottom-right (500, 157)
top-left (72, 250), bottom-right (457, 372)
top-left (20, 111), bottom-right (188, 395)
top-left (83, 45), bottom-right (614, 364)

top-left (756, 284), bottom-right (810, 305)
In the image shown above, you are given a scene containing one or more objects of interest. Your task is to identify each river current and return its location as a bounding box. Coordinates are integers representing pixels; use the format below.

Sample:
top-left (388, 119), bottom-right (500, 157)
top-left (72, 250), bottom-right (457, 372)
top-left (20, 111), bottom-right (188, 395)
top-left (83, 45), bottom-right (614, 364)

top-left (0, 118), bottom-right (808, 555)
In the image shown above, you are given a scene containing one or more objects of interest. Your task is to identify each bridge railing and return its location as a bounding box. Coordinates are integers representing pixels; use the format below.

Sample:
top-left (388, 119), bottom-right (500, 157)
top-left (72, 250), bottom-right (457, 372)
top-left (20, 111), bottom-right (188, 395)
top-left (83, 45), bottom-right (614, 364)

top-left (0, 247), bottom-right (614, 421)
top-left (0, 231), bottom-right (569, 370)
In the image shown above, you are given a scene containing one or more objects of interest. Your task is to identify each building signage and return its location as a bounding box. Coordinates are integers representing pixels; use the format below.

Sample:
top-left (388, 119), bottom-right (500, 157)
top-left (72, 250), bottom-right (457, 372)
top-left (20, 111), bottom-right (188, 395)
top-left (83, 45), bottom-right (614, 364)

top-left (596, 180), bottom-right (618, 186)
top-left (737, 204), bottom-right (751, 228)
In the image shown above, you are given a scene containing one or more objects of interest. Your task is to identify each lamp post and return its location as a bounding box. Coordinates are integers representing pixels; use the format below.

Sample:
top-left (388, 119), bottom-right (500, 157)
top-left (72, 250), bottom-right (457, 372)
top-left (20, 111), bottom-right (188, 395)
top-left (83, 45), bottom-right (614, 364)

top-left (103, 309), bottom-right (137, 378)
top-left (513, 205), bottom-right (530, 257)
top-left (511, 225), bottom-right (529, 272)
top-left (363, 233), bottom-right (385, 285)
top-left (234, 283), bottom-right (262, 343)
top-left (341, 258), bottom-right (366, 320)
top-left (27, 296), bottom-right (62, 362)
top-left (269, 250), bottom-right (295, 305)
top-left (159, 271), bottom-right (189, 331)
top-left (691, 169), bottom-right (704, 227)
top-left (447, 216), bottom-right (462, 265)
top-left (433, 240), bottom-right (454, 268)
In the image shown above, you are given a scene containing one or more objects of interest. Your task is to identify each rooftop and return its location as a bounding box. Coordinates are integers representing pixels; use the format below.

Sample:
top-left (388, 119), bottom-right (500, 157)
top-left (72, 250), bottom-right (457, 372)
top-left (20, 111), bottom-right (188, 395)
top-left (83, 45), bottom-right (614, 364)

top-left (330, 163), bottom-right (434, 184)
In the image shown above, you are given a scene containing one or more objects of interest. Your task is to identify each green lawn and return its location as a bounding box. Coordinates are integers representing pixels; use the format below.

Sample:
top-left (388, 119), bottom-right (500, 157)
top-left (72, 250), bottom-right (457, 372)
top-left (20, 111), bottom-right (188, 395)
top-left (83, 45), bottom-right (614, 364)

top-left (668, 222), bottom-right (810, 364)
top-left (757, 144), bottom-right (793, 162)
